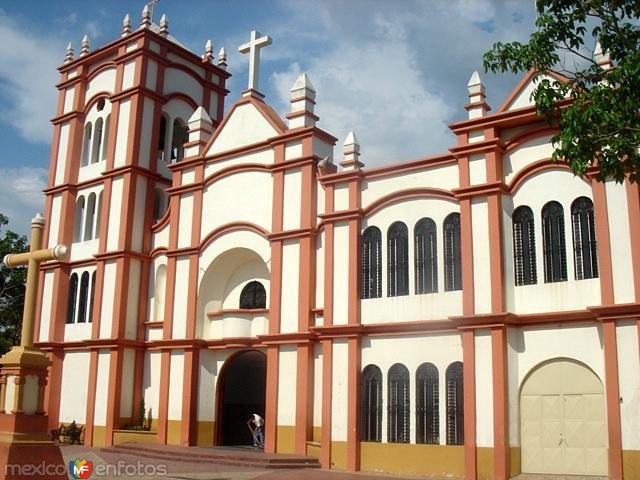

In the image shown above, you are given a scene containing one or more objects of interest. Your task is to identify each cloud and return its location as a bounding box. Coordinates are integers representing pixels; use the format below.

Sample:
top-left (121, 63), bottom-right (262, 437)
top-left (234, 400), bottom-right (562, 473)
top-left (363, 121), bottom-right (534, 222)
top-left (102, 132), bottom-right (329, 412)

top-left (0, 167), bottom-right (48, 236)
top-left (0, 11), bottom-right (62, 144)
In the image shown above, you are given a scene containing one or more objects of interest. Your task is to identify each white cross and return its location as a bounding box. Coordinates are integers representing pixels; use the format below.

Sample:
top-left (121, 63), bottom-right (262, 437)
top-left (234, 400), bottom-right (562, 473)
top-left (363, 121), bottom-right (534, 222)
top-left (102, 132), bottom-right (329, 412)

top-left (238, 30), bottom-right (272, 92)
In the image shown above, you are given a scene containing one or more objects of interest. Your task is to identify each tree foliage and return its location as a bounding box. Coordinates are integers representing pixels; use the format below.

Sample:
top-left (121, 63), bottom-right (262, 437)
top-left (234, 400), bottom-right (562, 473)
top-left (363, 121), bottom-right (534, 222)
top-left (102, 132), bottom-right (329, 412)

top-left (0, 214), bottom-right (28, 354)
top-left (483, 0), bottom-right (640, 182)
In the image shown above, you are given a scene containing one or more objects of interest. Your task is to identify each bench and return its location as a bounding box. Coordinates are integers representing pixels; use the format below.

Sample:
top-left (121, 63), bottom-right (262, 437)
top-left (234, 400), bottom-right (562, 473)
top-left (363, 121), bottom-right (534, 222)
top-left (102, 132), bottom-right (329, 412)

top-left (50, 422), bottom-right (84, 445)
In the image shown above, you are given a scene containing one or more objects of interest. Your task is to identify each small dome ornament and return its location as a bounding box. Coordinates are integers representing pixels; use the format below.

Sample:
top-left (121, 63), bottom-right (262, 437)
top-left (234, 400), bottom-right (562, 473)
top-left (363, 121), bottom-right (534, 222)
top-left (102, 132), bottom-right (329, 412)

top-left (80, 34), bottom-right (90, 56)
top-left (64, 42), bottom-right (74, 64)
top-left (122, 13), bottom-right (131, 37)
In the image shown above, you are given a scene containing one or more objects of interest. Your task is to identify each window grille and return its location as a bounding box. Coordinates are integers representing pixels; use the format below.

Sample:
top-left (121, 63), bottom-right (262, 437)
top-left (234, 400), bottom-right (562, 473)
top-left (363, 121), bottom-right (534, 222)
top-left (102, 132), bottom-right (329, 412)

top-left (415, 218), bottom-right (438, 294)
top-left (542, 201), bottom-right (567, 282)
top-left (571, 197), bottom-right (598, 280)
top-left (388, 363), bottom-right (410, 443)
top-left (512, 206), bottom-right (537, 286)
top-left (361, 227), bottom-right (382, 299)
top-left (77, 272), bottom-right (90, 323)
top-left (88, 271), bottom-right (96, 324)
top-left (239, 281), bottom-right (267, 309)
top-left (416, 363), bottom-right (439, 444)
top-left (66, 273), bottom-right (78, 324)
top-left (387, 222), bottom-right (409, 297)
top-left (444, 213), bottom-right (461, 291)
top-left (361, 365), bottom-right (383, 442)
top-left (446, 361), bottom-right (464, 445)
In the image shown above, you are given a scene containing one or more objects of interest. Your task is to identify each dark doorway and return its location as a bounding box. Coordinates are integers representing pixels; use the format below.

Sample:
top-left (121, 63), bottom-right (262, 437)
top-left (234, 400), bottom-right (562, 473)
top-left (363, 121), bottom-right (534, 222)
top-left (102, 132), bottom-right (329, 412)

top-left (217, 350), bottom-right (266, 446)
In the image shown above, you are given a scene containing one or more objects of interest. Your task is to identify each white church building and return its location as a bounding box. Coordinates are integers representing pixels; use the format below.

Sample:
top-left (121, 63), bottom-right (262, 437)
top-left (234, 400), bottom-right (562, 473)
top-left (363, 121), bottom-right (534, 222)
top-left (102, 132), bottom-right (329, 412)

top-left (31, 9), bottom-right (640, 480)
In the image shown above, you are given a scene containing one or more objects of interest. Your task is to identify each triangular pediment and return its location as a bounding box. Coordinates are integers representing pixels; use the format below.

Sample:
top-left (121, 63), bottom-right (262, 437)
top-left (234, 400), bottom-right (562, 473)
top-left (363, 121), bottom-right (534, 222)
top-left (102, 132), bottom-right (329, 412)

top-left (205, 97), bottom-right (287, 156)
top-left (498, 69), bottom-right (567, 113)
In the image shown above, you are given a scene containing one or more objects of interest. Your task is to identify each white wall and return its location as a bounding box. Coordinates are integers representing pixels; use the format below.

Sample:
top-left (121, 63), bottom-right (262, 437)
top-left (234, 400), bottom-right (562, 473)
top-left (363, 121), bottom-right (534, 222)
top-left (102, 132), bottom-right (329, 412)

top-left (167, 350), bottom-right (184, 420)
top-left (616, 321), bottom-right (640, 450)
top-left (280, 240), bottom-right (300, 333)
top-left (331, 340), bottom-right (349, 441)
top-left (59, 351), bottom-right (91, 423)
top-left (207, 103), bottom-right (279, 155)
top-left (475, 330), bottom-right (493, 447)
top-left (277, 346), bottom-right (297, 425)
top-left (606, 181), bottom-right (635, 303)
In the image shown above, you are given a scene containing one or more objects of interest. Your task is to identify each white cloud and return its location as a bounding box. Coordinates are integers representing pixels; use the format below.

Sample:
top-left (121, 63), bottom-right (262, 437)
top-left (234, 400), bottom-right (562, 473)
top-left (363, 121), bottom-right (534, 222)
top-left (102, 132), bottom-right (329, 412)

top-left (0, 167), bottom-right (48, 236)
top-left (0, 11), bottom-right (62, 144)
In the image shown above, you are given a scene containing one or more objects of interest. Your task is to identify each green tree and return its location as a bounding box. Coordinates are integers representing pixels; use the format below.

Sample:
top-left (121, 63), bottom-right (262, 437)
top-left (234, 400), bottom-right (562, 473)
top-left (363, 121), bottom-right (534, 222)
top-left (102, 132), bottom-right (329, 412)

top-left (483, 0), bottom-right (640, 182)
top-left (0, 214), bottom-right (28, 354)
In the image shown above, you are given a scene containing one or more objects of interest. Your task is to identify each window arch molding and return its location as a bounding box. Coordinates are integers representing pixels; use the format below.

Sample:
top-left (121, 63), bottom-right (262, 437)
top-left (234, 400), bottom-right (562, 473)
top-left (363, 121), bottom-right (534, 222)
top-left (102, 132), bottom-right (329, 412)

top-left (571, 196), bottom-right (598, 280)
top-left (443, 212), bottom-right (461, 291)
top-left (512, 205), bottom-right (537, 286)
top-left (361, 226), bottom-right (382, 299)
top-left (361, 364), bottom-right (383, 442)
top-left (446, 361), bottom-right (464, 445)
top-left (239, 281), bottom-right (267, 309)
top-left (416, 362), bottom-right (439, 444)
top-left (541, 200), bottom-right (567, 283)
top-left (387, 222), bottom-right (409, 297)
top-left (388, 363), bottom-right (410, 443)
top-left (414, 217), bottom-right (438, 294)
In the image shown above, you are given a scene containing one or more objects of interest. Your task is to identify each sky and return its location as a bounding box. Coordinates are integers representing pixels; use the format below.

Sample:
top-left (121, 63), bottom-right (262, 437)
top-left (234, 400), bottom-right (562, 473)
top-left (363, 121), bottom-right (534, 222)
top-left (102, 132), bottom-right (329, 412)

top-left (0, 0), bottom-right (537, 236)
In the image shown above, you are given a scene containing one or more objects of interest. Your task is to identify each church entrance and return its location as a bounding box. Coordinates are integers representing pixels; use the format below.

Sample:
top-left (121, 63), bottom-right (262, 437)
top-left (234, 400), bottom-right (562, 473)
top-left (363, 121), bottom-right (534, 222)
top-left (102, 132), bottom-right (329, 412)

top-left (520, 358), bottom-right (607, 476)
top-left (216, 350), bottom-right (267, 446)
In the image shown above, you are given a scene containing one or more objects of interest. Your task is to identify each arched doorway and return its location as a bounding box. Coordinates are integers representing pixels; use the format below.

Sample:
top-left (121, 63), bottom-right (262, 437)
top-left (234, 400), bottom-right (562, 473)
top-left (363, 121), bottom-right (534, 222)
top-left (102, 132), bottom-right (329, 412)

top-left (216, 350), bottom-right (266, 446)
top-left (520, 358), bottom-right (607, 476)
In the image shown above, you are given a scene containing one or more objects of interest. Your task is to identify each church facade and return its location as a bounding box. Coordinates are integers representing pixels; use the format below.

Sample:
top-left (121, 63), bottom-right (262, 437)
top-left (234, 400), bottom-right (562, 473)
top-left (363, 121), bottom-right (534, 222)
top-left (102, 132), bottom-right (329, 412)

top-left (32, 11), bottom-right (640, 480)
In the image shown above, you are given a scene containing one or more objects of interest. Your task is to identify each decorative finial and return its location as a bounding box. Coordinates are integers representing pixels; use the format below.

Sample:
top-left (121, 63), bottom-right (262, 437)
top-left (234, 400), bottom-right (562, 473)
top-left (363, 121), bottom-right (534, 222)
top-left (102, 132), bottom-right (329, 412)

top-left (64, 42), bottom-right (74, 64)
top-left (140, 4), bottom-right (152, 28)
top-left (238, 30), bottom-right (272, 94)
top-left (465, 70), bottom-right (490, 119)
top-left (80, 34), bottom-right (90, 56)
top-left (217, 47), bottom-right (227, 69)
top-left (159, 14), bottom-right (169, 36)
top-left (340, 130), bottom-right (363, 171)
top-left (122, 13), bottom-right (131, 36)
top-left (594, 41), bottom-right (612, 69)
top-left (202, 39), bottom-right (213, 63)
top-left (290, 73), bottom-right (316, 98)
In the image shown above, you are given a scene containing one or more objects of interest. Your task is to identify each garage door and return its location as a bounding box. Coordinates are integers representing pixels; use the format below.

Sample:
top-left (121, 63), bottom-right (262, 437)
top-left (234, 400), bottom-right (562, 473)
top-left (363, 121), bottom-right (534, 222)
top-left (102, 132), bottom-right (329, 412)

top-left (520, 359), bottom-right (607, 476)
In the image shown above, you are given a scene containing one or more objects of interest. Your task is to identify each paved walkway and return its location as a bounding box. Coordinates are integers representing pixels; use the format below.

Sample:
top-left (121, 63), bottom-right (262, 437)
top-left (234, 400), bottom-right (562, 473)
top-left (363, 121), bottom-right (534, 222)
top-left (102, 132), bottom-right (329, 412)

top-left (60, 445), bottom-right (439, 480)
top-left (61, 445), bottom-right (605, 480)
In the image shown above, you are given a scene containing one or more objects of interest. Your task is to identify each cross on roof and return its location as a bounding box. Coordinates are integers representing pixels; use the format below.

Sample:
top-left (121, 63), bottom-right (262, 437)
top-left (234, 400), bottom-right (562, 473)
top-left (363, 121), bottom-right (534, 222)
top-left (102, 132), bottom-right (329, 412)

top-left (146, 0), bottom-right (160, 22)
top-left (238, 30), bottom-right (272, 94)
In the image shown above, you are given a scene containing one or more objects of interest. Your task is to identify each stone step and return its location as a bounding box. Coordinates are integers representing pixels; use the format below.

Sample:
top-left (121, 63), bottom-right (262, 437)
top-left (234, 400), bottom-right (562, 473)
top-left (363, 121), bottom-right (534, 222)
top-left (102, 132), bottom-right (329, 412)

top-left (101, 443), bottom-right (321, 469)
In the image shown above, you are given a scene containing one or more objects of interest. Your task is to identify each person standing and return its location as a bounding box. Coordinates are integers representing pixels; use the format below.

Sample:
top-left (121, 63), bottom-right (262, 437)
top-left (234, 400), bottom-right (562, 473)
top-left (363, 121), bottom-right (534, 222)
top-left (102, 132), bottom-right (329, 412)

top-left (247, 413), bottom-right (264, 448)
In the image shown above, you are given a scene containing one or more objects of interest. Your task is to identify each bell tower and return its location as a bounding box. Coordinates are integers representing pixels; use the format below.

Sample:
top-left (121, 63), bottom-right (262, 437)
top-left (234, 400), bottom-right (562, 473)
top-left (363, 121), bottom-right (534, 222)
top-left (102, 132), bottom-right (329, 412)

top-left (36, 8), bottom-right (230, 446)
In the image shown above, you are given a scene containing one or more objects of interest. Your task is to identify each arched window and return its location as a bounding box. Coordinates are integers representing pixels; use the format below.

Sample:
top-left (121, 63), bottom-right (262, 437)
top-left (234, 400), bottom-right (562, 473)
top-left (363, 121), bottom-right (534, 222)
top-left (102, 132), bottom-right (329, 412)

top-left (512, 206), bottom-right (537, 286)
top-left (101, 114), bottom-right (110, 161)
top-left (444, 213), bottom-right (461, 291)
top-left (153, 188), bottom-right (167, 222)
top-left (416, 363), bottom-right (439, 444)
top-left (66, 273), bottom-right (78, 324)
top-left (81, 123), bottom-right (92, 167)
top-left (74, 196), bottom-right (85, 243)
top-left (387, 222), bottom-right (409, 297)
top-left (542, 201), bottom-right (567, 282)
top-left (361, 226), bottom-right (382, 299)
top-left (388, 363), bottom-right (410, 443)
top-left (77, 272), bottom-right (90, 323)
top-left (171, 118), bottom-right (188, 162)
top-left (91, 118), bottom-right (103, 164)
top-left (153, 265), bottom-right (167, 322)
top-left (88, 271), bottom-right (96, 323)
top-left (415, 218), bottom-right (438, 294)
top-left (239, 281), bottom-right (266, 309)
top-left (571, 197), bottom-right (598, 280)
top-left (361, 365), bottom-right (382, 442)
top-left (84, 193), bottom-right (96, 241)
top-left (158, 115), bottom-right (168, 162)
top-left (446, 361), bottom-right (464, 445)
